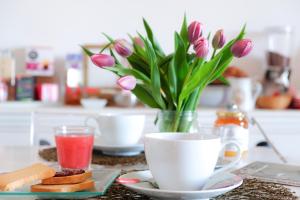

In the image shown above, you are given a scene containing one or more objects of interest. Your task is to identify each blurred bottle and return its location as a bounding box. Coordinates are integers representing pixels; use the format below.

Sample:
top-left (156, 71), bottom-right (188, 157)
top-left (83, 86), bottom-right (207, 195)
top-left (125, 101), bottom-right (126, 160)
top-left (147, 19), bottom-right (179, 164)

top-left (64, 53), bottom-right (83, 105)
top-left (0, 79), bottom-right (8, 102)
top-left (0, 49), bottom-right (16, 85)
top-left (0, 49), bottom-right (16, 101)
top-left (263, 26), bottom-right (293, 95)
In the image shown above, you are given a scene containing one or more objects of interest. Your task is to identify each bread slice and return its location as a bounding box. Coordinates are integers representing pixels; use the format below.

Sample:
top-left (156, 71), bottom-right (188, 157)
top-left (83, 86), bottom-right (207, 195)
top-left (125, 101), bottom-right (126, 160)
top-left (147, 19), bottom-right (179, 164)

top-left (31, 179), bottom-right (95, 192)
top-left (42, 171), bottom-right (92, 185)
top-left (0, 163), bottom-right (56, 191)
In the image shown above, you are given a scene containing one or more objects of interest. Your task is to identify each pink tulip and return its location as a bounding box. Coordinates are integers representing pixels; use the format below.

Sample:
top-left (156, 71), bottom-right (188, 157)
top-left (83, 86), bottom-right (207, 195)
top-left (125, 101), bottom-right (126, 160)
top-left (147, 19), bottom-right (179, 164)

top-left (114, 39), bottom-right (133, 57)
top-left (188, 21), bottom-right (204, 44)
top-left (231, 39), bottom-right (253, 58)
top-left (133, 37), bottom-right (144, 48)
top-left (212, 29), bottom-right (226, 49)
top-left (91, 54), bottom-right (115, 68)
top-left (117, 75), bottom-right (137, 90)
top-left (193, 37), bottom-right (209, 58)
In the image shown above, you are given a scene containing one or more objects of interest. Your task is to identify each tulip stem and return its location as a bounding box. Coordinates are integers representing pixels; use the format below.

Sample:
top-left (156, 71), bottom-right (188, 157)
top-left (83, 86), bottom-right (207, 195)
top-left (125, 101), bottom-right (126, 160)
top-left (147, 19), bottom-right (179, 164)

top-left (211, 48), bottom-right (217, 59)
top-left (100, 42), bottom-right (113, 53)
top-left (187, 44), bottom-right (191, 52)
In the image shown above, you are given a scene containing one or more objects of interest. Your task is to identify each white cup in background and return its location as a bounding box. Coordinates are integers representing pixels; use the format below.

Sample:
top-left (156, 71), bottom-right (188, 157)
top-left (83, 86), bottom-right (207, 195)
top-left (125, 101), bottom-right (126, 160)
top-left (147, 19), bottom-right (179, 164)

top-left (85, 114), bottom-right (145, 146)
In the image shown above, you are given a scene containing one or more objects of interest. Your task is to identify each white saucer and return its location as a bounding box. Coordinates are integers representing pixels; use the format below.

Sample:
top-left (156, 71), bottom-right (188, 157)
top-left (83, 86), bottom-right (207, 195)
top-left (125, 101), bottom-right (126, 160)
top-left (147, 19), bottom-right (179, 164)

top-left (94, 142), bottom-right (144, 156)
top-left (118, 170), bottom-right (243, 200)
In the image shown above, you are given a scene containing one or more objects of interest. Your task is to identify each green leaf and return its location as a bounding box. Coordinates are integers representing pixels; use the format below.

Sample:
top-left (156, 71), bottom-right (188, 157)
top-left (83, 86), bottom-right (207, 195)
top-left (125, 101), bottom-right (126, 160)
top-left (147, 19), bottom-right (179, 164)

top-left (158, 54), bottom-right (173, 75)
top-left (187, 53), bottom-right (196, 65)
top-left (182, 86), bottom-right (200, 111)
top-left (142, 18), bottom-right (165, 57)
top-left (81, 46), bottom-right (94, 57)
top-left (142, 37), bottom-right (166, 109)
top-left (216, 75), bottom-right (230, 86)
top-left (179, 14), bottom-right (188, 48)
top-left (173, 32), bottom-right (188, 95)
top-left (132, 85), bottom-right (161, 108)
top-left (127, 52), bottom-right (150, 75)
top-left (160, 75), bottom-right (176, 109)
top-left (179, 53), bottom-right (223, 102)
top-left (208, 57), bottom-right (233, 83)
top-left (102, 33), bottom-right (114, 43)
top-left (168, 61), bottom-right (177, 104)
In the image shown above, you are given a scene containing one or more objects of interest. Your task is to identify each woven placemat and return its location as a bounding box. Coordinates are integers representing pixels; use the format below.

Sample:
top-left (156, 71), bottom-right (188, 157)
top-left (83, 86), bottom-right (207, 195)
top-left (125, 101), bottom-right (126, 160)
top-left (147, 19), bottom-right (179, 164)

top-left (96, 182), bottom-right (152, 200)
top-left (39, 147), bottom-right (146, 166)
top-left (92, 178), bottom-right (297, 200)
top-left (213, 178), bottom-right (297, 200)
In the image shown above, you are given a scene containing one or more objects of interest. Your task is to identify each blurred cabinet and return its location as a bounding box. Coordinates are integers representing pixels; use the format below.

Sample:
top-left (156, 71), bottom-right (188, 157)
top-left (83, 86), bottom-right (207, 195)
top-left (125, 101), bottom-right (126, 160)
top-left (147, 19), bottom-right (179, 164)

top-left (0, 107), bottom-right (299, 160)
top-left (0, 112), bottom-right (32, 145)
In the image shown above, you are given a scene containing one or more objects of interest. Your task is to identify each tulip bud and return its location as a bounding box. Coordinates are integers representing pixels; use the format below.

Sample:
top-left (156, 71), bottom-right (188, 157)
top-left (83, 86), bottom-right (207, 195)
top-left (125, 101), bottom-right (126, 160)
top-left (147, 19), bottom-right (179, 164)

top-left (91, 54), bottom-right (115, 68)
top-left (188, 21), bottom-right (204, 44)
top-left (133, 37), bottom-right (144, 48)
top-left (212, 29), bottom-right (226, 49)
top-left (231, 39), bottom-right (253, 58)
top-left (114, 39), bottom-right (133, 57)
top-left (117, 75), bottom-right (137, 90)
top-left (193, 37), bottom-right (209, 58)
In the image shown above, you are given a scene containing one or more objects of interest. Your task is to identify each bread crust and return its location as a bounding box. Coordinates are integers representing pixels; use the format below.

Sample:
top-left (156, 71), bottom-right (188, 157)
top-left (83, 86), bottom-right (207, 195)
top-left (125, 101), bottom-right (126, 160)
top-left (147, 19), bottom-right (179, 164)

top-left (42, 171), bottom-right (92, 185)
top-left (31, 179), bottom-right (95, 192)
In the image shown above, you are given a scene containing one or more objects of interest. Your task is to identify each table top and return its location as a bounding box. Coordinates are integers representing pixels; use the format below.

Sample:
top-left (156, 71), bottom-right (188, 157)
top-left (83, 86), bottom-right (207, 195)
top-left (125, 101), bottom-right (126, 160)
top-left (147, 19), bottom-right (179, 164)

top-left (1, 146), bottom-right (299, 198)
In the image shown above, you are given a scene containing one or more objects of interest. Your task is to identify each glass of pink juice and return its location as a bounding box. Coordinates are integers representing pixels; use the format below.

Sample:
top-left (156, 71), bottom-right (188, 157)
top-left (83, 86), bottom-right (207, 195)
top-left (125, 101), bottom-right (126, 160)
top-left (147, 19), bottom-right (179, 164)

top-left (55, 126), bottom-right (94, 170)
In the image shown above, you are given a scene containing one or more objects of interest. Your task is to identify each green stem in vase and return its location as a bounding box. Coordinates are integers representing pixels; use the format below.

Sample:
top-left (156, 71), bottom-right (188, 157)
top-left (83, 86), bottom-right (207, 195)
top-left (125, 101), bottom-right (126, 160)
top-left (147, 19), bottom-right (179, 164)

top-left (171, 110), bottom-right (181, 132)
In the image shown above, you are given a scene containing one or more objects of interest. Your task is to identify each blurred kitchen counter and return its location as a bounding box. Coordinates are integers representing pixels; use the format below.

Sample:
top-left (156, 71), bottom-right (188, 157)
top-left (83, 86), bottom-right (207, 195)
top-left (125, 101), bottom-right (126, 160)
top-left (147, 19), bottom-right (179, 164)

top-left (1, 100), bottom-right (300, 115)
top-left (1, 101), bottom-right (300, 158)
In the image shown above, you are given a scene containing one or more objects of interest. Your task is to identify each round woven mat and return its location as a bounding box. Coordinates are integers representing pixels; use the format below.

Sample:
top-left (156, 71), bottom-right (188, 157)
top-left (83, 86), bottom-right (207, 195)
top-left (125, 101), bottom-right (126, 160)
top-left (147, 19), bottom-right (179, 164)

top-left (213, 178), bottom-right (297, 200)
top-left (95, 178), bottom-right (297, 200)
top-left (39, 147), bottom-right (146, 166)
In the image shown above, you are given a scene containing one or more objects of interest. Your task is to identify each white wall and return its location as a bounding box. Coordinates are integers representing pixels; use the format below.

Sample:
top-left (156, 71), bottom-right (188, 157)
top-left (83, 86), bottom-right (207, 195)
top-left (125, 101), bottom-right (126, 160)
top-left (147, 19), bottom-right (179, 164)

top-left (1, 0), bottom-right (300, 89)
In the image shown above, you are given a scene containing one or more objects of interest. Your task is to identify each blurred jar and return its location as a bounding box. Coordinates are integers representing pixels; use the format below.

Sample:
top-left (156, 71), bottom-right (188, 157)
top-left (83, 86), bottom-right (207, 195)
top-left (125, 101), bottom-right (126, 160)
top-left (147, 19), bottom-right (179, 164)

top-left (215, 109), bottom-right (249, 160)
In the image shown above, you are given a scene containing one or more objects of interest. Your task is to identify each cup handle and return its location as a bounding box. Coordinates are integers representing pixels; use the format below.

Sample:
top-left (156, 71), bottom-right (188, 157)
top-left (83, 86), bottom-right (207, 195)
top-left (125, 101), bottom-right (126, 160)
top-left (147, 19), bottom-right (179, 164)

top-left (84, 115), bottom-right (101, 137)
top-left (252, 81), bottom-right (262, 101)
top-left (212, 141), bottom-right (242, 176)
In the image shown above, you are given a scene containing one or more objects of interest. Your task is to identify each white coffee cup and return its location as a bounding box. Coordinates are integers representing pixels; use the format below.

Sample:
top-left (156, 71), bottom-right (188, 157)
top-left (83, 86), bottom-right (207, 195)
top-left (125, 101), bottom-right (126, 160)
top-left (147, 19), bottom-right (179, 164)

top-left (85, 114), bottom-right (145, 146)
top-left (144, 132), bottom-right (241, 191)
top-left (228, 77), bottom-right (262, 111)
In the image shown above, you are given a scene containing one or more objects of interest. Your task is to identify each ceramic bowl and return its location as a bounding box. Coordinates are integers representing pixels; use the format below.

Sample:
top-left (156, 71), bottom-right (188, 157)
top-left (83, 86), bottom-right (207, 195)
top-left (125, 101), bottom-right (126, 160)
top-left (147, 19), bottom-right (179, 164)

top-left (199, 85), bottom-right (230, 107)
top-left (80, 98), bottom-right (107, 109)
top-left (256, 95), bottom-right (292, 109)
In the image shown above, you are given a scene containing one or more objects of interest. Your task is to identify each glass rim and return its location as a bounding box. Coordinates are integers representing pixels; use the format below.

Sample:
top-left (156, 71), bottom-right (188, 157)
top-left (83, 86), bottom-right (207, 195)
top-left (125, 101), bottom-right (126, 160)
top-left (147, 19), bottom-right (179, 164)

top-left (158, 110), bottom-right (197, 115)
top-left (54, 125), bottom-right (95, 135)
top-left (145, 132), bottom-right (220, 141)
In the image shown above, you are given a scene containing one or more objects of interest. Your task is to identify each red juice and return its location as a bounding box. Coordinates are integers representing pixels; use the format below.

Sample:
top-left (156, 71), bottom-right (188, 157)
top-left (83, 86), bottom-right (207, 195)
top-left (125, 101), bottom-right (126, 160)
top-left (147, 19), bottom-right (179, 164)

top-left (55, 134), bottom-right (94, 170)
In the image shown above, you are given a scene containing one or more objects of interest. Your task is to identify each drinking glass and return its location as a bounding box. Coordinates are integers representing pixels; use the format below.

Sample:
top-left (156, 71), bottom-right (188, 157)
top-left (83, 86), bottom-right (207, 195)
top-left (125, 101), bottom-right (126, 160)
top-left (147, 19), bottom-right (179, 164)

top-left (54, 126), bottom-right (94, 170)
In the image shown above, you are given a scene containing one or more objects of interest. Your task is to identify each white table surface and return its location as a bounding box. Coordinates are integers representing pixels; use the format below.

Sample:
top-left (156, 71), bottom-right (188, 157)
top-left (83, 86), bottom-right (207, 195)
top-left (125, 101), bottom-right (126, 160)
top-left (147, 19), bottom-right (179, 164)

top-left (0, 146), bottom-right (299, 198)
